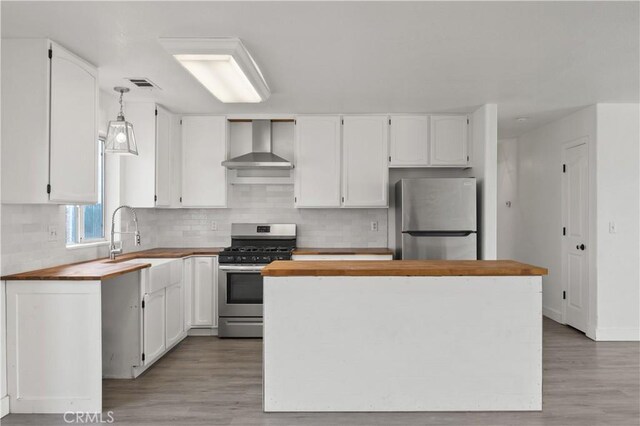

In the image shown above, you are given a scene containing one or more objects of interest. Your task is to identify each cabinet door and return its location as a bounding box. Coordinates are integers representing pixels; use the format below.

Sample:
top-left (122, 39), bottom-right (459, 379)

top-left (181, 116), bottom-right (227, 207)
top-left (294, 116), bottom-right (342, 207)
top-left (165, 282), bottom-right (184, 347)
top-left (429, 115), bottom-right (469, 166)
top-left (342, 116), bottom-right (389, 207)
top-left (170, 114), bottom-right (183, 208)
top-left (192, 257), bottom-right (214, 327)
top-left (183, 258), bottom-right (193, 328)
top-left (389, 115), bottom-right (429, 167)
top-left (121, 103), bottom-right (157, 207)
top-left (155, 106), bottom-right (172, 207)
top-left (48, 43), bottom-right (99, 204)
top-left (143, 289), bottom-right (166, 365)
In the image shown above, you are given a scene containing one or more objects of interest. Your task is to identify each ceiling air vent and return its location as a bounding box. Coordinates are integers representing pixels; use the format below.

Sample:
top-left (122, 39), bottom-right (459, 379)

top-left (126, 78), bottom-right (161, 90)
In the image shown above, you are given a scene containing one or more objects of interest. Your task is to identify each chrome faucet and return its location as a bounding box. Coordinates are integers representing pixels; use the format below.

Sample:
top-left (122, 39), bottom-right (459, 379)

top-left (110, 205), bottom-right (141, 260)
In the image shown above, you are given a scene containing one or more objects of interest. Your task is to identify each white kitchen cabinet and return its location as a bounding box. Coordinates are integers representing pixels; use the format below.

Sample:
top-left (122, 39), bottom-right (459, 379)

top-left (1, 39), bottom-right (98, 204)
top-left (190, 256), bottom-right (218, 327)
top-left (389, 115), bottom-right (429, 167)
top-left (429, 115), bottom-right (469, 166)
top-left (143, 288), bottom-right (166, 366)
top-left (294, 116), bottom-right (342, 207)
top-left (165, 281), bottom-right (185, 348)
top-left (121, 103), bottom-right (173, 207)
top-left (342, 116), bottom-right (389, 207)
top-left (181, 116), bottom-right (227, 207)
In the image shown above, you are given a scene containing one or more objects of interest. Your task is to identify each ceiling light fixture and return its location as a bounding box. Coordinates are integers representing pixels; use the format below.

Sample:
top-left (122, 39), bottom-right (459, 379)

top-left (105, 87), bottom-right (138, 155)
top-left (159, 38), bottom-right (270, 103)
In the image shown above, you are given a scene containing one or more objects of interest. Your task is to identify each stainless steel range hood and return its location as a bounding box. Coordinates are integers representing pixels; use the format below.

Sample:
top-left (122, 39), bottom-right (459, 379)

top-left (222, 120), bottom-right (293, 170)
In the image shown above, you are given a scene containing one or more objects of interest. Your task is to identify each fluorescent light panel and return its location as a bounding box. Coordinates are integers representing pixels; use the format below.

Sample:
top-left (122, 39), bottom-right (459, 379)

top-left (160, 38), bottom-right (270, 104)
top-left (175, 54), bottom-right (261, 103)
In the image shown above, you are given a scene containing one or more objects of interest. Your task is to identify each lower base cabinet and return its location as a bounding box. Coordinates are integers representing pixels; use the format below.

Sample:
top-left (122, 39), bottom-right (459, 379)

top-left (143, 288), bottom-right (167, 366)
top-left (165, 281), bottom-right (185, 347)
top-left (184, 256), bottom-right (218, 333)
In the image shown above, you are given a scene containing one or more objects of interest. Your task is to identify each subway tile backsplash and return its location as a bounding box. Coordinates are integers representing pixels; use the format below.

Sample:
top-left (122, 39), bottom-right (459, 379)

top-left (1, 185), bottom-right (388, 275)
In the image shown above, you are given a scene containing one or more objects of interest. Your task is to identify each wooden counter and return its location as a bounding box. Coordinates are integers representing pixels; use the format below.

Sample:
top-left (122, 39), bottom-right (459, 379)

top-left (292, 247), bottom-right (393, 255)
top-left (262, 260), bottom-right (547, 277)
top-left (1, 247), bottom-right (224, 281)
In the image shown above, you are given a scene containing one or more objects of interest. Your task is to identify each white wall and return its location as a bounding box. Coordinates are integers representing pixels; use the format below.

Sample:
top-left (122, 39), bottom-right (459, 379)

top-left (508, 105), bottom-right (597, 327)
top-left (594, 104), bottom-right (640, 340)
top-left (472, 104), bottom-right (498, 259)
top-left (499, 103), bottom-right (639, 340)
top-left (497, 138), bottom-right (518, 259)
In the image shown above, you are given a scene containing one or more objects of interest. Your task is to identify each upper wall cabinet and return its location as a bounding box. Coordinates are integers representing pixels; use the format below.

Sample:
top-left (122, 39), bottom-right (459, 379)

top-left (429, 115), bottom-right (469, 166)
top-left (389, 115), bottom-right (429, 167)
top-left (181, 116), bottom-right (227, 208)
top-left (121, 103), bottom-right (173, 208)
top-left (342, 116), bottom-right (389, 207)
top-left (294, 116), bottom-right (342, 208)
top-left (1, 39), bottom-right (99, 204)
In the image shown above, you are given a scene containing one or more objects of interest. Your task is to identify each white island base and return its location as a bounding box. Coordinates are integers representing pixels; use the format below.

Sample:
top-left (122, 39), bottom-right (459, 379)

top-left (263, 272), bottom-right (542, 412)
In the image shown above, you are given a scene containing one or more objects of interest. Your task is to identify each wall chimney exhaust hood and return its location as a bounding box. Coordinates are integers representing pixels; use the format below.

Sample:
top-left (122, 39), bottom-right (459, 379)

top-left (222, 120), bottom-right (293, 170)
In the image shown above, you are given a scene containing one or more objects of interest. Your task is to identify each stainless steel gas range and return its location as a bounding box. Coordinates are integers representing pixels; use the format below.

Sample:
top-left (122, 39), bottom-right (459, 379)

top-left (218, 223), bottom-right (296, 338)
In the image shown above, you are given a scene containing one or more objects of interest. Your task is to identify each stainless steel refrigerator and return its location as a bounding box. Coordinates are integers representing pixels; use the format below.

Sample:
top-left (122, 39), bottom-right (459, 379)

top-left (395, 178), bottom-right (477, 260)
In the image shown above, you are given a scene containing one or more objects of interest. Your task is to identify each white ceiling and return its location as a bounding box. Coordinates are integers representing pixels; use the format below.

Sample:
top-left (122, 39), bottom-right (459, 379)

top-left (2, 1), bottom-right (638, 137)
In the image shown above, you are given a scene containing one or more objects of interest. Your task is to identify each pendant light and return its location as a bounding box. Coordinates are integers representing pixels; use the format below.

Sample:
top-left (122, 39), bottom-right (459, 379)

top-left (105, 87), bottom-right (138, 155)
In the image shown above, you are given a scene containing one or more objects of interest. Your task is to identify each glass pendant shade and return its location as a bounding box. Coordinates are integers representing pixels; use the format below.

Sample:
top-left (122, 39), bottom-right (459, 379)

top-left (105, 86), bottom-right (138, 155)
top-left (105, 118), bottom-right (138, 155)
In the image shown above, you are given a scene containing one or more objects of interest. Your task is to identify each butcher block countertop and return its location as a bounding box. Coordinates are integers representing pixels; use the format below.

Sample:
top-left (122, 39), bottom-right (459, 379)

top-left (292, 247), bottom-right (393, 255)
top-left (262, 260), bottom-right (548, 277)
top-left (1, 247), bottom-right (224, 281)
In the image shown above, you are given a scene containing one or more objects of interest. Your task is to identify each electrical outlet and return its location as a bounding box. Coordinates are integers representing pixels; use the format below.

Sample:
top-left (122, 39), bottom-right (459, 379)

top-left (609, 221), bottom-right (617, 234)
top-left (370, 221), bottom-right (378, 232)
top-left (48, 225), bottom-right (58, 241)
top-left (211, 221), bottom-right (218, 231)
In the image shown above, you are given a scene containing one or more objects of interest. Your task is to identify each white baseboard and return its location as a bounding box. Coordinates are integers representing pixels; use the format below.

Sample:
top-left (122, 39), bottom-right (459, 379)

top-left (595, 327), bottom-right (640, 341)
top-left (1, 395), bottom-right (9, 418)
top-left (188, 327), bottom-right (218, 336)
top-left (542, 306), bottom-right (563, 323)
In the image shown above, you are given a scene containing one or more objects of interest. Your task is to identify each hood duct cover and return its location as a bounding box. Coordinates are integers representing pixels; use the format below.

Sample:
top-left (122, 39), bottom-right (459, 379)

top-left (222, 120), bottom-right (293, 170)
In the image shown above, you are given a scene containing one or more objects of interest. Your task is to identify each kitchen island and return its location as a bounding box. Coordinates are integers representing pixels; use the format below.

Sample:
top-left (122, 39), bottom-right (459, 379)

top-left (262, 260), bottom-right (547, 412)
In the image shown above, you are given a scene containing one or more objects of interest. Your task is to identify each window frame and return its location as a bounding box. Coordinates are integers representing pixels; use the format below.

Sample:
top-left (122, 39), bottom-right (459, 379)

top-left (66, 137), bottom-right (106, 247)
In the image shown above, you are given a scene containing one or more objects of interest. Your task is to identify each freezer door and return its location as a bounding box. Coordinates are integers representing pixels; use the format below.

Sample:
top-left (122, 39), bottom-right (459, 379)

top-left (399, 178), bottom-right (476, 232)
top-left (401, 232), bottom-right (477, 260)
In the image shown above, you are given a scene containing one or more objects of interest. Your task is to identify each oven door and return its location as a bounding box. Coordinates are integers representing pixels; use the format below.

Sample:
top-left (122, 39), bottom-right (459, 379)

top-left (218, 265), bottom-right (264, 317)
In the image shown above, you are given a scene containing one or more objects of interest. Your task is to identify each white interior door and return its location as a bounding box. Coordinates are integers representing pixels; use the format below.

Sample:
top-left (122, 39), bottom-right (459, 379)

top-left (562, 141), bottom-right (589, 332)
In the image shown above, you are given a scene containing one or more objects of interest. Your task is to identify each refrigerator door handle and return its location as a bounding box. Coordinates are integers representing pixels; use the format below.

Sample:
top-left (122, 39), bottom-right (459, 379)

top-left (404, 231), bottom-right (475, 237)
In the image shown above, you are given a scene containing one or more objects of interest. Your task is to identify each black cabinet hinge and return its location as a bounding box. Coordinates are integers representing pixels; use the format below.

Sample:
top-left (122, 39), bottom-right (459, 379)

top-left (142, 353), bottom-right (145, 361)
top-left (389, 156), bottom-right (391, 162)
top-left (179, 197), bottom-right (182, 203)
top-left (563, 227), bottom-right (566, 236)
top-left (46, 184), bottom-right (51, 194)
top-left (341, 119), bottom-right (344, 125)
top-left (467, 118), bottom-right (470, 124)
top-left (155, 108), bottom-right (158, 116)
top-left (294, 197), bottom-right (297, 203)
top-left (180, 119), bottom-right (183, 125)
top-left (467, 155), bottom-right (470, 162)
top-left (563, 291), bottom-right (566, 300)
top-left (48, 48), bottom-right (52, 59)
top-left (154, 195), bottom-right (158, 202)
top-left (562, 164), bottom-right (566, 173)
top-left (388, 118), bottom-right (391, 125)
top-left (141, 300), bottom-right (145, 309)
top-left (341, 196), bottom-right (345, 203)
top-left (294, 119), bottom-right (297, 125)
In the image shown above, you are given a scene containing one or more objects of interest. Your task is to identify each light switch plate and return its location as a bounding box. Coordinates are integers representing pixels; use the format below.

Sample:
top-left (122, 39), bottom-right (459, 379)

top-left (370, 221), bottom-right (378, 232)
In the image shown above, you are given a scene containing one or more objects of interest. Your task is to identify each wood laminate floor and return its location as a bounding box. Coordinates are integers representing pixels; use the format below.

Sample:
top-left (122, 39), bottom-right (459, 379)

top-left (4, 319), bottom-right (639, 426)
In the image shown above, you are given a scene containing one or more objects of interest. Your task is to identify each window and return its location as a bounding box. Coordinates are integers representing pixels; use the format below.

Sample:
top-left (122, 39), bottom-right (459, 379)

top-left (66, 139), bottom-right (105, 245)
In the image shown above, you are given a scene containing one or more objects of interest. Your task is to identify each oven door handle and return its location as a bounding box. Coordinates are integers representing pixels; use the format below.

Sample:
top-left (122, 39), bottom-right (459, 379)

top-left (219, 265), bottom-right (266, 272)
